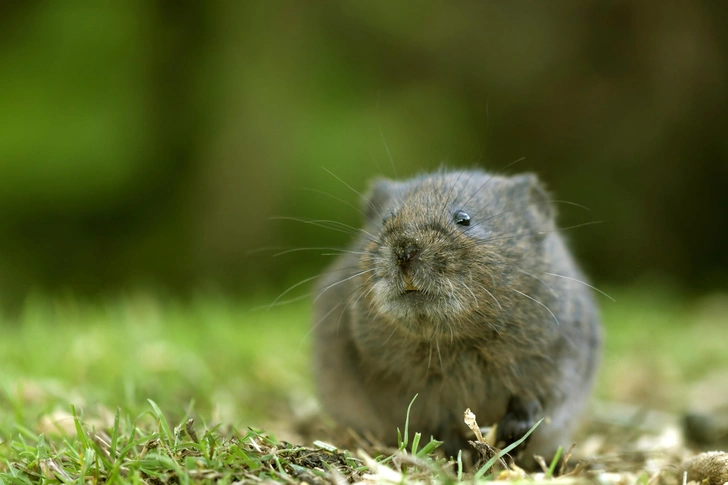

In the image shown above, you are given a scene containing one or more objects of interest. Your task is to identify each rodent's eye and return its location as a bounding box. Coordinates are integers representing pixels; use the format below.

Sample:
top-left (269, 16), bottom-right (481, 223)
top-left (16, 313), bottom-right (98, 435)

top-left (382, 211), bottom-right (395, 224)
top-left (453, 210), bottom-right (470, 226)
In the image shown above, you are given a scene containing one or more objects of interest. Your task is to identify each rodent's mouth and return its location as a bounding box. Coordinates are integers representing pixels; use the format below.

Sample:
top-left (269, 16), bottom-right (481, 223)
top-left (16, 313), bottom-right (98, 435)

top-left (403, 281), bottom-right (425, 297)
top-left (404, 275), bottom-right (419, 292)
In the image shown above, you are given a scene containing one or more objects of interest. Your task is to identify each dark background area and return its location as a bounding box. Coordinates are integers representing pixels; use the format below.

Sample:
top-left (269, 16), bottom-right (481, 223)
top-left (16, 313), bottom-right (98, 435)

top-left (1, 2), bottom-right (727, 306)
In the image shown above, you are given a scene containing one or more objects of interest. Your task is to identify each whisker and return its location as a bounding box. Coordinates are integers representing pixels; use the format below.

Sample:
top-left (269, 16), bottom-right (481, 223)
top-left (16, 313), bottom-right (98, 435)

top-left (467, 199), bottom-right (591, 232)
top-left (379, 126), bottom-right (398, 180)
top-left (461, 280), bottom-right (479, 310)
top-left (321, 167), bottom-right (383, 221)
top-left (312, 269), bottom-right (375, 304)
top-left (267, 274), bottom-right (326, 310)
top-left (301, 302), bottom-right (343, 349)
top-left (483, 258), bottom-right (614, 303)
top-left (272, 247), bottom-right (372, 258)
top-left (441, 170), bottom-right (466, 217)
top-left (348, 275), bottom-right (375, 311)
top-left (516, 269), bottom-right (558, 298)
top-left (267, 266), bottom-right (362, 310)
top-left (269, 216), bottom-right (358, 237)
top-left (458, 157), bottom-right (526, 213)
top-left (509, 288), bottom-right (560, 326)
top-left (258, 262), bottom-right (371, 310)
top-left (252, 293), bottom-right (313, 311)
top-left (368, 149), bottom-right (385, 178)
top-left (299, 187), bottom-right (378, 226)
top-left (445, 278), bottom-right (459, 341)
top-left (270, 216), bottom-right (380, 242)
top-left (427, 342), bottom-right (433, 375)
top-left (336, 284), bottom-right (367, 335)
top-left (480, 220), bottom-right (605, 244)
top-left (550, 220), bottom-right (605, 232)
top-left (327, 273), bottom-right (376, 335)
top-left (380, 326), bottom-right (398, 347)
top-left (436, 338), bottom-right (444, 374)
top-left (541, 272), bottom-right (615, 302)
top-left (360, 279), bottom-right (378, 304)
top-left (245, 245), bottom-right (287, 256)
top-left (444, 170), bottom-right (480, 227)
top-left (479, 285), bottom-right (503, 312)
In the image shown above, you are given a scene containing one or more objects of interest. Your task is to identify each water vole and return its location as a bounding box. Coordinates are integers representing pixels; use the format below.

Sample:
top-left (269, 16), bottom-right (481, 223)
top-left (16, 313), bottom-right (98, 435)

top-left (312, 168), bottom-right (602, 463)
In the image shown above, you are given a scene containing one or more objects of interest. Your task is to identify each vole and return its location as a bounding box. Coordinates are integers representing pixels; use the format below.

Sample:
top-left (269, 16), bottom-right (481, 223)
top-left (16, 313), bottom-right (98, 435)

top-left (312, 168), bottom-right (602, 464)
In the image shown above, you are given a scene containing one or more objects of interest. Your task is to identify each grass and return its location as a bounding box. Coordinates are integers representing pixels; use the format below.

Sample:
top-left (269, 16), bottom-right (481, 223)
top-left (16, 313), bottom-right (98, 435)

top-left (0, 286), bottom-right (727, 483)
top-left (2, 403), bottom-right (370, 484)
top-left (0, 291), bottom-right (310, 428)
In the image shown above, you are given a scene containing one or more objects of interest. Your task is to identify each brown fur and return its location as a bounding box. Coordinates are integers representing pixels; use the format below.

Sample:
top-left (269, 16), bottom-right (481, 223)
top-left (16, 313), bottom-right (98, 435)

top-left (312, 169), bottom-right (602, 464)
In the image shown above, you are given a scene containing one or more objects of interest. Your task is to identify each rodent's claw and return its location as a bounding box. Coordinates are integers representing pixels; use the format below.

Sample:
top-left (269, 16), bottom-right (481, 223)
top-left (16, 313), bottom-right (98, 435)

top-left (495, 396), bottom-right (543, 454)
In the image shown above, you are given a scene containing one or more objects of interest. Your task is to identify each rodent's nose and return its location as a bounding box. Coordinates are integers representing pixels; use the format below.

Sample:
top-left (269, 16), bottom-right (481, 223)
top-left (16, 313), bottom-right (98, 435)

top-left (395, 245), bottom-right (420, 266)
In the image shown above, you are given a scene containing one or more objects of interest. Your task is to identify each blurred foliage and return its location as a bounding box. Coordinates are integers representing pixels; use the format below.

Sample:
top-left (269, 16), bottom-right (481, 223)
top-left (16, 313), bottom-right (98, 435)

top-left (0, 292), bottom-right (309, 426)
top-left (0, 288), bottom-right (726, 428)
top-left (0, 2), bottom-right (727, 305)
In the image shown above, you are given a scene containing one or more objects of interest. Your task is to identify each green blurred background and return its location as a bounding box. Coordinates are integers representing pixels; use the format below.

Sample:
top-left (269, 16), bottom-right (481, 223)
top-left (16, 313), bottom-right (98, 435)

top-left (1, 2), bottom-right (727, 307)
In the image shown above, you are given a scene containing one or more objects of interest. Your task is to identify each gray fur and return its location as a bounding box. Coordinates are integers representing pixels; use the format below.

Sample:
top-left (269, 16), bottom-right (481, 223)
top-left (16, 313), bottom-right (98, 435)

top-left (312, 169), bottom-right (602, 464)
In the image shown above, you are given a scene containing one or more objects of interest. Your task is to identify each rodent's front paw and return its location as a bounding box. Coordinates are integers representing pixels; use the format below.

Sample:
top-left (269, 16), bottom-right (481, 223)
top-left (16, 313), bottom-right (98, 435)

top-left (495, 396), bottom-right (543, 452)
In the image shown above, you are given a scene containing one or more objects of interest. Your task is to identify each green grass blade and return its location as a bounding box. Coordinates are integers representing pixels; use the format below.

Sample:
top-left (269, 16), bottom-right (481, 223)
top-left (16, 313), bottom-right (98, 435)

top-left (399, 393), bottom-right (418, 450)
top-left (546, 445), bottom-right (563, 478)
top-left (414, 437), bottom-right (442, 458)
top-left (147, 399), bottom-right (173, 445)
top-left (110, 407), bottom-right (121, 458)
top-left (70, 405), bottom-right (90, 450)
top-left (411, 432), bottom-right (421, 456)
top-left (474, 418), bottom-right (544, 479)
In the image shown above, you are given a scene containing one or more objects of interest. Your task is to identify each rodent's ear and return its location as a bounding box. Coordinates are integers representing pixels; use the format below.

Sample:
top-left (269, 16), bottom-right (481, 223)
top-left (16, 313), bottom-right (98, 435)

top-left (510, 173), bottom-right (554, 222)
top-left (364, 177), bottom-right (396, 222)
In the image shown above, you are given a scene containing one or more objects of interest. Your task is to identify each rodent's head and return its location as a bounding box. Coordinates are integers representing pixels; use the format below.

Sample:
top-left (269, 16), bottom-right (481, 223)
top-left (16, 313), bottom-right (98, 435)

top-left (357, 169), bottom-right (556, 339)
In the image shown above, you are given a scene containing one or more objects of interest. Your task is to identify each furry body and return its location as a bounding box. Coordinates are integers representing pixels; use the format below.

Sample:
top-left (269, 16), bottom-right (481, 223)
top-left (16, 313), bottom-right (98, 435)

top-left (312, 169), bottom-right (602, 462)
